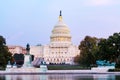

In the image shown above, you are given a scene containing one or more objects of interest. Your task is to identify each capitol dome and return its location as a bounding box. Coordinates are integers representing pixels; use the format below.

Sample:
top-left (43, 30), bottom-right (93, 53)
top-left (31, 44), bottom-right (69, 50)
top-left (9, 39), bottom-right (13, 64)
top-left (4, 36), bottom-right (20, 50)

top-left (30, 11), bottom-right (80, 65)
top-left (50, 11), bottom-right (71, 44)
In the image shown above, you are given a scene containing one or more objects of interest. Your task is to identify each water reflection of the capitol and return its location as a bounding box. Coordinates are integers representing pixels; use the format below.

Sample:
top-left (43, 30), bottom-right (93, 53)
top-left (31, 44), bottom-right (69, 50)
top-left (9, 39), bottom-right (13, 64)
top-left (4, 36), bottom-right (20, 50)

top-left (4, 74), bottom-right (117, 80)
top-left (6, 75), bottom-right (48, 80)
top-left (5, 75), bottom-right (73, 80)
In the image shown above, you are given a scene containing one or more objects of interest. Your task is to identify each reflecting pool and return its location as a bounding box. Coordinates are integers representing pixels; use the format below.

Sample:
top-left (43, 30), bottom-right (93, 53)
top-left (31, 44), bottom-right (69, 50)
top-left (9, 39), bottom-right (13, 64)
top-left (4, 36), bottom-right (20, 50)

top-left (0, 74), bottom-right (120, 80)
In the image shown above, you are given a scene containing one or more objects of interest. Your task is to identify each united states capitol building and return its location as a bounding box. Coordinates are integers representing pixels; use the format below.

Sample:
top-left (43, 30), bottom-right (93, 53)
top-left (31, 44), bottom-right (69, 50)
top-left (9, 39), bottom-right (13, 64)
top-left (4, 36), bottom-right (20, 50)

top-left (8, 11), bottom-right (80, 65)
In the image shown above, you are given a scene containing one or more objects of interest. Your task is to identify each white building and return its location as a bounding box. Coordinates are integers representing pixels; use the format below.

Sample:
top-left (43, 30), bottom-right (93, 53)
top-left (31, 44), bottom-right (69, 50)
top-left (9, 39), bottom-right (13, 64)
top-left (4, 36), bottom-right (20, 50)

top-left (8, 45), bottom-right (26, 55)
top-left (30, 11), bottom-right (80, 65)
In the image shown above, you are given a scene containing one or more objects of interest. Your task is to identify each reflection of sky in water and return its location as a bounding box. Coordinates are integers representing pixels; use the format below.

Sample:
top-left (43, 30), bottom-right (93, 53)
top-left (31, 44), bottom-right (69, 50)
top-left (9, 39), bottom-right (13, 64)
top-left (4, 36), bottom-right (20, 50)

top-left (0, 74), bottom-right (119, 80)
top-left (93, 74), bottom-right (115, 80)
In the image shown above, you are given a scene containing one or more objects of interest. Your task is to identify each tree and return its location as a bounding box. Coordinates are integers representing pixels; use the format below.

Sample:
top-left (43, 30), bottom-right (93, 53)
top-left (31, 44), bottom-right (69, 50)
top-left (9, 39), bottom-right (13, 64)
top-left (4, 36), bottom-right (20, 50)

top-left (97, 32), bottom-right (120, 67)
top-left (0, 35), bottom-right (13, 69)
top-left (76, 32), bottom-right (120, 67)
top-left (97, 38), bottom-right (109, 60)
top-left (78, 36), bottom-right (99, 66)
top-left (74, 55), bottom-right (80, 64)
top-left (109, 33), bottom-right (120, 64)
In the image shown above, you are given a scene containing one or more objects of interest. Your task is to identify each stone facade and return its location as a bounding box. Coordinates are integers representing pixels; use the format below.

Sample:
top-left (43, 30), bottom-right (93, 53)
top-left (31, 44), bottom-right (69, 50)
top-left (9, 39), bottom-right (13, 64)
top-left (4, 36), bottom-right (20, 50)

top-left (30, 11), bottom-right (80, 65)
top-left (8, 45), bottom-right (26, 55)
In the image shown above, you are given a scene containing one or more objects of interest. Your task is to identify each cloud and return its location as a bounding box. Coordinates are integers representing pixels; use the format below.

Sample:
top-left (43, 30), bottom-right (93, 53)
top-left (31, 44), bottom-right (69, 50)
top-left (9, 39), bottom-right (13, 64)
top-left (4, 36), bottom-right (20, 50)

top-left (83, 0), bottom-right (120, 6)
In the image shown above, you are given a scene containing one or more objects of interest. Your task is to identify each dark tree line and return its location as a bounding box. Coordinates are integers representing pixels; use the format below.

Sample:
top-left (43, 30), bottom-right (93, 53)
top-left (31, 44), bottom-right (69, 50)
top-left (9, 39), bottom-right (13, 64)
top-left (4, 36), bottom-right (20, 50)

top-left (75, 32), bottom-right (120, 67)
top-left (0, 36), bottom-right (13, 69)
top-left (98, 33), bottom-right (120, 67)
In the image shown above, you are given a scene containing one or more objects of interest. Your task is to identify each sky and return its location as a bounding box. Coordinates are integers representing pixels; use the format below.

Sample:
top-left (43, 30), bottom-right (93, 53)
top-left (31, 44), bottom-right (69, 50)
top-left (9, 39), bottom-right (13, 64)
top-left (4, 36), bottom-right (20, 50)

top-left (0, 0), bottom-right (120, 47)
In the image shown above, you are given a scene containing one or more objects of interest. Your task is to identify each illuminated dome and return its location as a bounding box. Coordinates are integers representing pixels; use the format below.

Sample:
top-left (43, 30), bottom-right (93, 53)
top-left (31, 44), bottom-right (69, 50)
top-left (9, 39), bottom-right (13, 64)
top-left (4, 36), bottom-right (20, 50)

top-left (50, 11), bottom-right (71, 45)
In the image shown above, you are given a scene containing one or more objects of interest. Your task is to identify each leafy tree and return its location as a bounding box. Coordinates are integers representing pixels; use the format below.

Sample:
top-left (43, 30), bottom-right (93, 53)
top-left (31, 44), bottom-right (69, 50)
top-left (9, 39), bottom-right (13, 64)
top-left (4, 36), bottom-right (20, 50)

top-left (107, 33), bottom-right (120, 62)
top-left (78, 36), bottom-right (99, 66)
top-left (97, 39), bottom-right (109, 60)
top-left (76, 32), bottom-right (120, 67)
top-left (109, 33), bottom-right (120, 64)
top-left (0, 35), bottom-right (13, 69)
top-left (97, 32), bottom-right (120, 67)
top-left (74, 55), bottom-right (80, 63)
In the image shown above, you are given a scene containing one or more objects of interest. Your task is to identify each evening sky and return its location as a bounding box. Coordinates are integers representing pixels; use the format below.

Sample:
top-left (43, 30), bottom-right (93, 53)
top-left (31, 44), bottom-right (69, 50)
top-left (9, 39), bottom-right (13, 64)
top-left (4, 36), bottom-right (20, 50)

top-left (0, 0), bottom-right (120, 46)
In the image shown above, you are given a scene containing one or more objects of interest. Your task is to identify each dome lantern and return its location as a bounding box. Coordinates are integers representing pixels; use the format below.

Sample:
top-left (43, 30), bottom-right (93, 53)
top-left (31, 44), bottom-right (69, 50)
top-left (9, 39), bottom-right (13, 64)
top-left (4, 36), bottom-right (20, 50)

top-left (59, 10), bottom-right (62, 21)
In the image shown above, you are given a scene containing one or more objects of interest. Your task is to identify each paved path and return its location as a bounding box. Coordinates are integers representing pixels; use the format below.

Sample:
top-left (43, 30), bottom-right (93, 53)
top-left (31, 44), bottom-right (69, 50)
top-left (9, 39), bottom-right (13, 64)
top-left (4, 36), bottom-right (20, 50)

top-left (0, 70), bottom-right (120, 75)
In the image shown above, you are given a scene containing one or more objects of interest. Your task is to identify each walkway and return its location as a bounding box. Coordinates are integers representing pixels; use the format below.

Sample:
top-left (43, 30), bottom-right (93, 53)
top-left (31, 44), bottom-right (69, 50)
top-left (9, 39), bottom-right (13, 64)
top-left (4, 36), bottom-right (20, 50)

top-left (0, 70), bottom-right (120, 75)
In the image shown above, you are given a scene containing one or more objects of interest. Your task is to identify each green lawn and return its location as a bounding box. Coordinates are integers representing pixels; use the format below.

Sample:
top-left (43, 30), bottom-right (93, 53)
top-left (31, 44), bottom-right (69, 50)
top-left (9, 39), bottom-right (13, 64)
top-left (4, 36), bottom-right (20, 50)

top-left (109, 68), bottom-right (120, 72)
top-left (47, 65), bottom-right (90, 70)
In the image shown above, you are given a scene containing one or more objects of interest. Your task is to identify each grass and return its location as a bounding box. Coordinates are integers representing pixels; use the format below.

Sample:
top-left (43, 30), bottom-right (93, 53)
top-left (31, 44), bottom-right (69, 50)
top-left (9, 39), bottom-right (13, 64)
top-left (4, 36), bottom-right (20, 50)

top-left (0, 67), bottom-right (5, 70)
top-left (109, 68), bottom-right (120, 72)
top-left (47, 65), bottom-right (91, 70)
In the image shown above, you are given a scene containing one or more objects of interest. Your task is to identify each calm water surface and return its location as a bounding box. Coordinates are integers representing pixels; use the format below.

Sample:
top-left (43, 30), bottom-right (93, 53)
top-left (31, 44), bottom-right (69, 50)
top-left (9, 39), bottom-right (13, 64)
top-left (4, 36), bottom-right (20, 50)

top-left (0, 74), bottom-right (120, 80)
